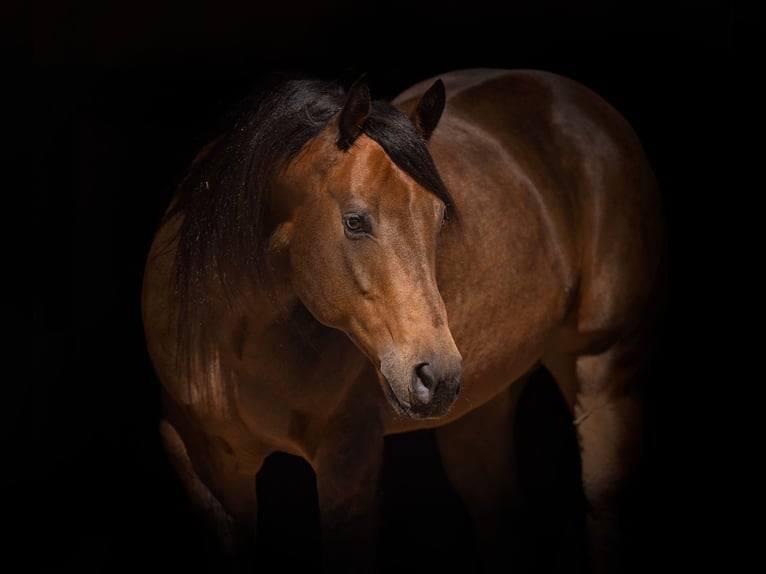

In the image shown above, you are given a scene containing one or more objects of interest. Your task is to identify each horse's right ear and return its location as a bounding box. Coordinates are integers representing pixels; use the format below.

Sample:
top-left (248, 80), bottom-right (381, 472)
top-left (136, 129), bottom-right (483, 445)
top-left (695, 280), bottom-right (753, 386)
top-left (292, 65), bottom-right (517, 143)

top-left (410, 79), bottom-right (445, 141)
top-left (337, 75), bottom-right (371, 151)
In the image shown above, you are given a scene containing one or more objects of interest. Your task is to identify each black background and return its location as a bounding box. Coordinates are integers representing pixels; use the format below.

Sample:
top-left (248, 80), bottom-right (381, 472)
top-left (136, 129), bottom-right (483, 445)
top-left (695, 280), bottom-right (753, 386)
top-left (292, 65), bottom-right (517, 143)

top-left (8, 0), bottom-right (737, 572)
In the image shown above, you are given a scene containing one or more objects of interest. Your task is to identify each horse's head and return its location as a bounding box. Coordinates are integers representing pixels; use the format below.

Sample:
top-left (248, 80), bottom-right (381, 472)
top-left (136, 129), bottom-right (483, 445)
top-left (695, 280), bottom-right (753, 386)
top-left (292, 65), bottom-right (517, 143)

top-left (273, 77), bottom-right (462, 419)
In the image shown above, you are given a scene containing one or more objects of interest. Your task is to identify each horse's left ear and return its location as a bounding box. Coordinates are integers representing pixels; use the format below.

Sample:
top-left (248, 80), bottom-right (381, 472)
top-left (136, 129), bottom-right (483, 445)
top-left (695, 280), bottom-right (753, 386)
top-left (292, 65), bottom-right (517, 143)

top-left (410, 79), bottom-right (445, 141)
top-left (337, 74), bottom-right (371, 151)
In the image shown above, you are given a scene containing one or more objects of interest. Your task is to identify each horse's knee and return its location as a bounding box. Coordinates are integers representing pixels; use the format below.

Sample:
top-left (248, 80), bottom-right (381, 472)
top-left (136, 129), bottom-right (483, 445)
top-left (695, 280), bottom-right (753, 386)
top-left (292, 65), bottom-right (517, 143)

top-left (572, 344), bottom-right (644, 476)
top-left (575, 391), bottom-right (642, 497)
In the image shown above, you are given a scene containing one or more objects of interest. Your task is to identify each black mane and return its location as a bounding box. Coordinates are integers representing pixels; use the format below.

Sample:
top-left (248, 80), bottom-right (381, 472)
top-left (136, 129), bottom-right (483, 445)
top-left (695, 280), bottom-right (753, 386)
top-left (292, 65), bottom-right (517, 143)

top-left (166, 73), bottom-right (453, 333)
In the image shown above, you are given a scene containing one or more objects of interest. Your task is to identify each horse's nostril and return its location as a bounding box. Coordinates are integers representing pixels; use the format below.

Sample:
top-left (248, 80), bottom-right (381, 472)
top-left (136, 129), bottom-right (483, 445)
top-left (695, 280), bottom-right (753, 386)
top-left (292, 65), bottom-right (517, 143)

top-left (415, 363), bottom-right (434, 390)
top-left (454, 381), bottom-right (461, 396)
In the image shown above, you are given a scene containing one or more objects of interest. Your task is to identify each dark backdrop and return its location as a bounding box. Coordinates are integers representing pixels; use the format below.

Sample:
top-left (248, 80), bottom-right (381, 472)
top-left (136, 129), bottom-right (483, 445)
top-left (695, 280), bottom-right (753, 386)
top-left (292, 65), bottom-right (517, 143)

top-left (9, 1), bottom-right (735, 572)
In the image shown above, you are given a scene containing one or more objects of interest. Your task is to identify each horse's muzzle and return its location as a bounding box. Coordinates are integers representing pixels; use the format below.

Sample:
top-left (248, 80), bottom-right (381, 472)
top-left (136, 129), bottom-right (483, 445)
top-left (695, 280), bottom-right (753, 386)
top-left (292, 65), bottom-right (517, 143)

top-left (409, 360), bottom-right (462, 415)
top-left (379, 344), bottom-right (463, 419)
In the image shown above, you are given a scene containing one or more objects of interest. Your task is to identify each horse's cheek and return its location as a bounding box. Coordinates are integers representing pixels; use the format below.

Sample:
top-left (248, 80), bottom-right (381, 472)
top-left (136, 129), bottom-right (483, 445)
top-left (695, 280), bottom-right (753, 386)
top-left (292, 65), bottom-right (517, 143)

top-left (290, 236), bottom-right (345, 326)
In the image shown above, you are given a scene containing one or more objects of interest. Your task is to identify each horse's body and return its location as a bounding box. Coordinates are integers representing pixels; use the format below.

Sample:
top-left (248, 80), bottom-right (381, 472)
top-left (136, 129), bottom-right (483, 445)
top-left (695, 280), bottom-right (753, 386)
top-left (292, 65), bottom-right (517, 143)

top-left (142, 68), bottom-right (665, 572)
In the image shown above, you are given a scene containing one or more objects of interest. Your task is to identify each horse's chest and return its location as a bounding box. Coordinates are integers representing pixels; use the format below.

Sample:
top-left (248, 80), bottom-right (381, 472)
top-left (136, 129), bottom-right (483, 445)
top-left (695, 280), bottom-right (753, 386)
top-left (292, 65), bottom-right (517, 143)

top-left (231, 328), bottom-right (371, 451)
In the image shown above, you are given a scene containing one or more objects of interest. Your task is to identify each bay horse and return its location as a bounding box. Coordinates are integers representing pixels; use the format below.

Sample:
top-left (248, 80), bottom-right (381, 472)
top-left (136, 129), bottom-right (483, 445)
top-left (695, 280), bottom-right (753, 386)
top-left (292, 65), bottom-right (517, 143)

top-left (142, 68), bottom-right (666, 573)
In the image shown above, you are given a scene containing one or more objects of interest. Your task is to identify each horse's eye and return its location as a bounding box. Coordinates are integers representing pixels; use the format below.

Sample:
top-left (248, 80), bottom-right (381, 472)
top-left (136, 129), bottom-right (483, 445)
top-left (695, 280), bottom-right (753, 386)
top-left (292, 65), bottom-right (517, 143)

top-left (345, 216), bottom-right (362, 231)
top-left (343, 214), bottom-right (368, 237)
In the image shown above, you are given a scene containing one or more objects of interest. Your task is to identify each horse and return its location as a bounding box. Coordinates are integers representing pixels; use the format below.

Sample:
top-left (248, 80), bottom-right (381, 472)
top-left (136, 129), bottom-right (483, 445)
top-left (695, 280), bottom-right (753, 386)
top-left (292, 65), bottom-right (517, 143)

top-left (141, 67), bottom-right (666, 573)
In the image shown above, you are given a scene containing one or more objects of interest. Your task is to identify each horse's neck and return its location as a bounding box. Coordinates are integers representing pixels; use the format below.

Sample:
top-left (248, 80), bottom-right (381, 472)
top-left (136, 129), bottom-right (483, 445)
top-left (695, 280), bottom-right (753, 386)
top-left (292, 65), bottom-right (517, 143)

top-left (239, 296), bottom-right (334, 365)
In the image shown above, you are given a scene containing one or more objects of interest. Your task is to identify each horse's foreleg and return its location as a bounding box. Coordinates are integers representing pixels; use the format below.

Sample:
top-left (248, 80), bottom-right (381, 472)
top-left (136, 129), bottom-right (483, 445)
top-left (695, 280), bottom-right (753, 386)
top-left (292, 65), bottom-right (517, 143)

top-left (548, 344), bottom-right (647, 574)
top-left (434, 375), bottom-right (531, 573)
top-left (312, 405), bottom-right (385, 573)
top-left (159, 419), bottom-right (261, 572)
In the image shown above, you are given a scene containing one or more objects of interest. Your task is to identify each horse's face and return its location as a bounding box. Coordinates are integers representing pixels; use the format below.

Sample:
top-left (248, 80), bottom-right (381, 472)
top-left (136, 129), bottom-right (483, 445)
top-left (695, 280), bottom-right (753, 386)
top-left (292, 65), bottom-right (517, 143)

top-left (273, 81), bottom-right (462, 419)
